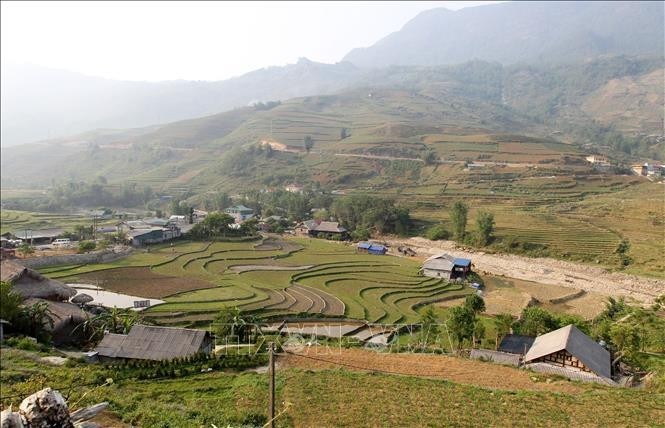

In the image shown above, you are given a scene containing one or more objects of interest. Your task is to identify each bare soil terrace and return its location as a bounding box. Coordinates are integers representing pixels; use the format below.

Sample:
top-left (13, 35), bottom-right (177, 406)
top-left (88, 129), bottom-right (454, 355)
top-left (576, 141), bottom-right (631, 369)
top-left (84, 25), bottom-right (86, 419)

top-left (279, 346), bottom-right (582, 394)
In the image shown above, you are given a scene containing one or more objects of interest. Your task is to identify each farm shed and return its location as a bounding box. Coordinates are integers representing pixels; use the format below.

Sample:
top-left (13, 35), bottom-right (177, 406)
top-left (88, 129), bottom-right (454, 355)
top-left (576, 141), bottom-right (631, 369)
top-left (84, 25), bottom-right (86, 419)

top-left (9, 228), bottom-right (64, 245)
top-left (126, 228), bottom-right (165, 246)
top-left (0, 260), bottom-right (76, 301)
top-left (94, 325), bottom-right (213, 361)
top-left (357, 242), bottom-right (387, 255)
top-left (524, 324), bottom-right (611, 379)
top-left (422, 254), bottom-right (472, 279)
top-left (498, 334), bottom-right (535, 355)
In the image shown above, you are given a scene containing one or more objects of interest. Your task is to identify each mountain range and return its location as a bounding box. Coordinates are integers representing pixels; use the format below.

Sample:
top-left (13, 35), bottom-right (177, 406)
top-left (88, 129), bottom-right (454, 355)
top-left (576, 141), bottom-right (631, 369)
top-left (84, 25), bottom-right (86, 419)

top-left (1, 1), bottom-right (662, 148)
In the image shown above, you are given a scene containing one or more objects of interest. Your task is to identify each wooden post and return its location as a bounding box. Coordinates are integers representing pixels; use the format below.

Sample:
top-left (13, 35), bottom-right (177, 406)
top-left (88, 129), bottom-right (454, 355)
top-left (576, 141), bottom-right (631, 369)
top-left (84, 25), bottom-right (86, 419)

top-left (268, 341), bottom-right (275, 428)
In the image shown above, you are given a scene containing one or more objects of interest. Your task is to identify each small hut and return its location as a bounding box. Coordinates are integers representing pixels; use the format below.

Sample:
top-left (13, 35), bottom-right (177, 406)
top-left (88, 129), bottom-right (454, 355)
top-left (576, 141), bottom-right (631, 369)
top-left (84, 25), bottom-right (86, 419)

top-left (23, 298), bottom-right (89, 345)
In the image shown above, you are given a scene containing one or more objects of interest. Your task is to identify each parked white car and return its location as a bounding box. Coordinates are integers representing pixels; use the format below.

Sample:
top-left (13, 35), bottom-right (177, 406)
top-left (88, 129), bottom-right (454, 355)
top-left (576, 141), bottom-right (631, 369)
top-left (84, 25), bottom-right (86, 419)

top-left (52, 238), bottom-right (73, 248)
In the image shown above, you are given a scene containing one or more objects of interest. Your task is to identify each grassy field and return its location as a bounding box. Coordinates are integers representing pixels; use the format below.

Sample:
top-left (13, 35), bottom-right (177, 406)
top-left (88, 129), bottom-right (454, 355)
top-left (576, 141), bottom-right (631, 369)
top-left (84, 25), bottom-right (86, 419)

top-left (48, 237), bottom-right (473, 326)
top-left (1, 348), bottom-right (663, 427)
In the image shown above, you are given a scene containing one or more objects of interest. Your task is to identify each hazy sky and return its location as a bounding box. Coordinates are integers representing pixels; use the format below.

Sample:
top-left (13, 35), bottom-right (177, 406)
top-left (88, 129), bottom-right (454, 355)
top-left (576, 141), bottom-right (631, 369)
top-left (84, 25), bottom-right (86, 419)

top-left (1, 1), bottom-right (502, 82)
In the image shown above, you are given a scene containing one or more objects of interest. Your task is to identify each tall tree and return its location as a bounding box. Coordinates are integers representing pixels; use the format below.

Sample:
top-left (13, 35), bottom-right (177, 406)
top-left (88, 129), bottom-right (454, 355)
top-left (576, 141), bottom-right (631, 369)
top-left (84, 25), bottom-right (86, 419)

top-left (303, 135), bottom-right (314, 153)
top-left (476, 210), bottom-right (495, 246)
top-left (494, 313), bottom-right (514, 350)
top-left (449, 201), bottom-right (468, 240)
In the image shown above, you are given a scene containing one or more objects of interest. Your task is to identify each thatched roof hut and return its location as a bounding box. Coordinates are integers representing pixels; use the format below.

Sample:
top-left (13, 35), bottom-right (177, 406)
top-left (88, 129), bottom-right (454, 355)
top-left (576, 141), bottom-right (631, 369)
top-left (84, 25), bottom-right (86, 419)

top-left (23, 298), bottom-right (89, 345)
top-left (1, 260), bottom-right (76, 301)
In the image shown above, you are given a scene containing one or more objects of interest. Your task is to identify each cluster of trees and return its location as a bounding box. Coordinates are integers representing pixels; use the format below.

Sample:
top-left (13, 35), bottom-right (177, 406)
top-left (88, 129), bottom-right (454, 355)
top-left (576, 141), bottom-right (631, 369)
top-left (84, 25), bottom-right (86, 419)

top-left (188, 213), bottom-right (257, 240)
top-left (426, 201), bottom-right (495, 246)
top-left (252, 100), bottom-right (281, 110)
top-left (331, 194), bottom-right (411, 238)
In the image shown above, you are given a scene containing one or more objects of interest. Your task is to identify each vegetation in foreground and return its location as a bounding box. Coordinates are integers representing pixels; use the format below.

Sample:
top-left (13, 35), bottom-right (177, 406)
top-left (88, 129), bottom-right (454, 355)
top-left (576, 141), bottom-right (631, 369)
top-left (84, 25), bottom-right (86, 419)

top-left (1, 347), bottom-right (664, 427)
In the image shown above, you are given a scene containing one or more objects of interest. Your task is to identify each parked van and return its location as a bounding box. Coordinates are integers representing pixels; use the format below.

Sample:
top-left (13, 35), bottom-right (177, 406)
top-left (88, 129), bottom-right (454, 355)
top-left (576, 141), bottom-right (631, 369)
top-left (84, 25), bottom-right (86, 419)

top-left (52, 238), bottom-right (72, 248)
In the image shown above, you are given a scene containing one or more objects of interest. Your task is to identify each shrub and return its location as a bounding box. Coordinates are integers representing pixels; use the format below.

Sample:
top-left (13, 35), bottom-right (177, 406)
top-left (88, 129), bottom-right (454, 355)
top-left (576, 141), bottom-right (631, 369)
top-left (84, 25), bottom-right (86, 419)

top-left (425, 224), bottom-right (449, 240)
top-left (78, 240), bottom-right (97, 253)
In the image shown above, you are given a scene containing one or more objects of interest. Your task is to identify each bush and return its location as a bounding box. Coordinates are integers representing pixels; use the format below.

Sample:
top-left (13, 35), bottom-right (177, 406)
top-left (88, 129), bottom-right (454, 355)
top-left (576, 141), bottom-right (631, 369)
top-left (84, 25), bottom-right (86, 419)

top-left (6, 336), bottom-right (46, 352)
top-left (78, 240), bottom-right (97, 253)
top-left (425, 224), bottom-right (449, 240)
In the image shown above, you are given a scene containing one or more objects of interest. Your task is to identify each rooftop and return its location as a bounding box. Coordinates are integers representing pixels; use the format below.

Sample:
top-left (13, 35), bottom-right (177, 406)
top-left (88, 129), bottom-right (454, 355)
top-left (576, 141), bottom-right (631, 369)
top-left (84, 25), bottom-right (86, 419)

top-left (95, 325), bottom-right (211, 361)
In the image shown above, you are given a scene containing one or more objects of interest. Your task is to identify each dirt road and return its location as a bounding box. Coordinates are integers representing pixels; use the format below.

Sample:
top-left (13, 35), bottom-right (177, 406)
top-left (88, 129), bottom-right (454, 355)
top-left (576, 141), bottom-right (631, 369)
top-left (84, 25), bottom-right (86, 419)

top-left (384, 237), bottom-right (664, 304)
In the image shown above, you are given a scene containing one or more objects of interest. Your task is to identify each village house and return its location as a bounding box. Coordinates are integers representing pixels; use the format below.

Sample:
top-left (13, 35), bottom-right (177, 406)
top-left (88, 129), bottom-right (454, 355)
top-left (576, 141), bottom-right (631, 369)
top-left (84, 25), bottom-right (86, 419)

top-left (224, 205), bottom-right (255, 223)
top-left (356, 241), bottom-right (388, 255)
top-left (421, 254), bottom-right (472, 279)
top-left (284, 183), bottom-right (304, 194)
top-left (585, 154), bottom-right (611, 171)
top-left (93, 325), bottom-right (214, 362)
top-left (523, 324), bottom-right (611, 381)
top-left (296, 219), bottom-right (348, 240)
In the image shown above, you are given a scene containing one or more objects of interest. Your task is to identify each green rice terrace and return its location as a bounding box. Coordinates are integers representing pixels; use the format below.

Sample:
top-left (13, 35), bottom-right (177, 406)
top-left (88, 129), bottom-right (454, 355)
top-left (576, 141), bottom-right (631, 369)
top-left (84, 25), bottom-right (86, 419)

top-left (44, 237), bottom-right (473, 327)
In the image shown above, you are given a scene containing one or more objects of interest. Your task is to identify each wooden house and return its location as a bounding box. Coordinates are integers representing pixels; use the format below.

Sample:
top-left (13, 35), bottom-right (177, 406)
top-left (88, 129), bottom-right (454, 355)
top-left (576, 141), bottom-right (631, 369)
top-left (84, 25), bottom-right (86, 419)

top-left (524, 324), bottom-right (611, 379)
top-left (421, 254), bottom-right (472, 279)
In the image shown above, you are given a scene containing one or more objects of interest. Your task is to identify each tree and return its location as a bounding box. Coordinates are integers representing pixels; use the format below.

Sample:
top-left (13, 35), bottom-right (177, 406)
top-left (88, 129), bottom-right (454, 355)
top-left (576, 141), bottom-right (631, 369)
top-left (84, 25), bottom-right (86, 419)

top-left (77, 307), bottom-right (139, 342)
top-left (476, 210), bottom-right (495, 246)
top-left (303, 135), bottom-right (314, 153)
top-left (425, 224), bottom-right (449, 241)
top-left (422, 150), bottom-right (438, 165)
top-left (18, 243), bottom-right (34, 258)
top-left (463, 294), bottom-right (486, 314)
top-left (494, 313), bottom-right (514, 350)
top-left (418, 307), bottom-right (440, 346)
top-left (21, 301), bottom-right (54, 339)
top-left (78, 241), bottom-right (96, 253)
top-left (514, 307), bottom-right (558, 337)
top-left (340, 128), bottom-right (349, 140)
top-left (449, 201), bottom-right (468, 240)
top-left (446, 305), bottom-right (475, 349)
top-left (0, 281), bottom-right (23, 324)
top-left (213, 307), bottom-right (257, 343)
top-left (615, 239), bottom-right (632, 267)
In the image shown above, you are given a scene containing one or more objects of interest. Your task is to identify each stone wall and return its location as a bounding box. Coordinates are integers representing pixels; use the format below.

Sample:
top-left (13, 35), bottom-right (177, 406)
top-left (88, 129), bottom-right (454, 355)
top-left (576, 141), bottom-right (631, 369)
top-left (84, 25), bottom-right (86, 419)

top-left (21, 246), bottom-right (133, 269)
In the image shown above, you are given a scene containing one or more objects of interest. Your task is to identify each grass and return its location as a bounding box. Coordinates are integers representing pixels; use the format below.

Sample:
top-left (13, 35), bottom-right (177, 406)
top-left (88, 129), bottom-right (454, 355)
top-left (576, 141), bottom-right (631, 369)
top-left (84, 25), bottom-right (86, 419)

top-left (1, 348), bottom-right (663, 427)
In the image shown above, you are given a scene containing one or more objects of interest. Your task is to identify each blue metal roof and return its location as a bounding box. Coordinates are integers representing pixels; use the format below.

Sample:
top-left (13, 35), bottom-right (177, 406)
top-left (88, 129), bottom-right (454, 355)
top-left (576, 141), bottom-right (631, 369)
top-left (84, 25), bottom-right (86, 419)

top-left (453, 258), bottom-right (472, 267)
top-left (357, 242), bottom-right (372, 249)
top-left (369, 244), bottom-right (387, 252)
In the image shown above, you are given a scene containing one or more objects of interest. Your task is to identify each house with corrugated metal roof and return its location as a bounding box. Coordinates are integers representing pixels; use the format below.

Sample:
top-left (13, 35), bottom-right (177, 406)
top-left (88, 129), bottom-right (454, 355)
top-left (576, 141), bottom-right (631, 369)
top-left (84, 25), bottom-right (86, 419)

top-left (94, 325), bottom-right (213, 361)
top-left (421, 254), bottom-right (472, 279)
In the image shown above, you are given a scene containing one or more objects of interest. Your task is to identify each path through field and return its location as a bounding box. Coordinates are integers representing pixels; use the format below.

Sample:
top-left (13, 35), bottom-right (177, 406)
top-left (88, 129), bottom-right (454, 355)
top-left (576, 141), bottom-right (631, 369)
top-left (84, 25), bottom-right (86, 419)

top-left (383, 237), bottom-right (664, 304)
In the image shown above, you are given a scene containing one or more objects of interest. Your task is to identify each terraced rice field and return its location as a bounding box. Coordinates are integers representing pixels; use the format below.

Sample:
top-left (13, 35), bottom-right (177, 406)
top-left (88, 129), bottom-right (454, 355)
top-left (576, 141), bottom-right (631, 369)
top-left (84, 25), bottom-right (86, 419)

top-left (47, 236), bottom-right (472, 326)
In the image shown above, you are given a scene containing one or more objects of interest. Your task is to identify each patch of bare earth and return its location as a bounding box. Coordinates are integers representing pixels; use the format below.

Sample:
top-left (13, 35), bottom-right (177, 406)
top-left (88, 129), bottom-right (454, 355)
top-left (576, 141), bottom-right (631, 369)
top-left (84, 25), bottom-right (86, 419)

top-left (74, 267), bottom-right (214, 298)
top-left (279, 347), bottom-right (581, 394)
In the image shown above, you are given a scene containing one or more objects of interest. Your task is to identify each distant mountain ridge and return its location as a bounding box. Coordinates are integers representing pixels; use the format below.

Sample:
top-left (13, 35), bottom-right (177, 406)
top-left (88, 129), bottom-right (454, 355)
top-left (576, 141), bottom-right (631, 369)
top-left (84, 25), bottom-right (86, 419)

top-left (343, 1), bottom-right (664, 68)
top-left (0, 59), bottom-right (361, 147)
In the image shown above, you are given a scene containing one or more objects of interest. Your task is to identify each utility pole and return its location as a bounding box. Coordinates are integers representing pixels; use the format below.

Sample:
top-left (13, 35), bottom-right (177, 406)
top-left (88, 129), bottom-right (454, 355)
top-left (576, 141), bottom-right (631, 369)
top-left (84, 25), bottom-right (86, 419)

top-left (268, 341), bottom-right (275, 428)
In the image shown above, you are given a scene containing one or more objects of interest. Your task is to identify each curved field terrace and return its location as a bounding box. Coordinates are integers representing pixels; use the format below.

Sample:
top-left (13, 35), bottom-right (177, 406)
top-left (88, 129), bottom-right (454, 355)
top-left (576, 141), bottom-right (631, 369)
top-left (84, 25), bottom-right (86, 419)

top-left (46, 236), bottom-right (473, 327)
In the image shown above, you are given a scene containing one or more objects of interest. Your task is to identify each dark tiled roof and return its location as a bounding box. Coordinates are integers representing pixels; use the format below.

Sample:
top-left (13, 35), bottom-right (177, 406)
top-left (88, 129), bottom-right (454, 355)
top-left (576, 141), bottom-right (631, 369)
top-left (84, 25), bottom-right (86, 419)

top-left (95, 325), bottom-right (211, 361)
top-left (498, 334), bottom-right (535, 354)
top-left (524, 324), bottom-right (611, 379)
